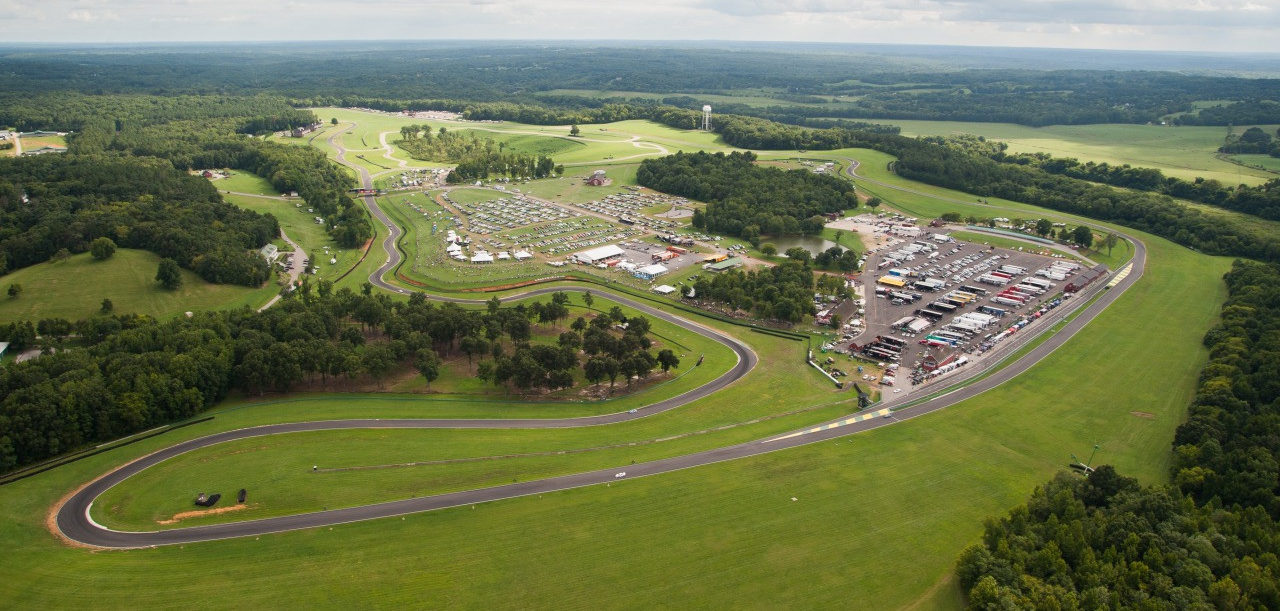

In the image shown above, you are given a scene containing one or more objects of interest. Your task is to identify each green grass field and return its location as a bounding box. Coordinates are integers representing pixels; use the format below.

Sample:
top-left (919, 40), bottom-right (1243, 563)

top-left (1228, 153), bottom-right (1280, 172)
top-left (212, 171), bottom-right (279, 196)
top-left (0, 106), bottom-right (1242, 608)
top-left (875, 118), bottom-right (1279, 186)
top-left (93, 295), bottom-right (750, 530)
top-left (947, 230), bottom-right (1090, 264)
top-left (0, 249), bottom-right (275, 324)
top-left (519, 164), bottom-right (643, 203)
top-left (0, 229), bottom-right (1229, 608)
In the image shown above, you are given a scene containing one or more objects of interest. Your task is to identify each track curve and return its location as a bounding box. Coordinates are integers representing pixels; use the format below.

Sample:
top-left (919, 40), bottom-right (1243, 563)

top-left (54, 140), bottom-right (1147, 548)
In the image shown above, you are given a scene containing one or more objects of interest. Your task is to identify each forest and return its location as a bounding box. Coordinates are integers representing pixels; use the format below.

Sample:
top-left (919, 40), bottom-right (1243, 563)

top-left (2, 93), bottom-right (372, 249)
top-left (0, 287), bottom-right (669, 471)
top-left (636, 151), bottom-right (857, 240)
top-left (955, 260), bottom-right (1280, 608)
top-left (394, 126), bottom-right (559, 182)
top-left (5, 44), bottom-right (1280, 126)
top-left (0, 154), bottom-right (275, 285)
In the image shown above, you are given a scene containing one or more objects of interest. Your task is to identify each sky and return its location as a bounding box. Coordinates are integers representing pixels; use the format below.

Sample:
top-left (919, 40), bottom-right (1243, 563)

top-left (3, 0), bottom-right (1280, 53)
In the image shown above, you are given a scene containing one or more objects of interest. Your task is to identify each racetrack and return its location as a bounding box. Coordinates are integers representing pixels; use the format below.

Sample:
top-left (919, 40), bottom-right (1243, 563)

top-left (53, 134), bottom-right (1147, 548)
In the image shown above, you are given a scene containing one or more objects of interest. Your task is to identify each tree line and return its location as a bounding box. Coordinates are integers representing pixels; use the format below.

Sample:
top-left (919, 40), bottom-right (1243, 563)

top-left (934, 133), bottom-right (1280, 223)
top-left (394, 126), bottom-right (559, 182)
top-left (0, 287), bottom-right (675, 471)
top-left (955, 259), bottom-right (1280, 608)
top-left (0, 154), bottom-right (275, 285)
top-left (636, 151), bottom-right (857, 240)
top-left (685, 260), bottom-right (846, 324)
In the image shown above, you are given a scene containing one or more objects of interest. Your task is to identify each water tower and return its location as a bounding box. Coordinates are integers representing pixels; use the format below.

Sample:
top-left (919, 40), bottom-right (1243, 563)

top-left (702, 105), bottom-right (712, 131)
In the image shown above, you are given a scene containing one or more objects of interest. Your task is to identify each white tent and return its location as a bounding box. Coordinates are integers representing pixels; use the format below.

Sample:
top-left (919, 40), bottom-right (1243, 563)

top-left (635, 264), bottom-right (669, 279)
top-left (513, 250), bottom-right (533, 260)
top-left (446, 243), bottom-right (462, 255)
top-left (574, 244), bottom-right (625, 264)
top-left (653, 284), bottom-right (677, 295)
top-left (497, 251), bottom-right (512, 260)
top-left (471, 251), bottom-right (494, 263)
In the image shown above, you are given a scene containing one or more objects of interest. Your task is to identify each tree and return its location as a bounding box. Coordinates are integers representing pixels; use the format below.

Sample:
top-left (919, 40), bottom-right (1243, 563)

top-left (866, 197), bottom-right (881, 209)
top-left (1072, 225), bottom-right (1094, 248)
top-left (331, 117), bottom-right (338, 125)
top-left (156, 258), bottom-right (182, 290)
top-left (100, 298), bottom-right (113, 314)
top-left (1102, 232), bottom-right (1119, 256)
top-left (414, 348), bottom-right (442, 390)
top-left (569, 124), bottom-right (580, 137)
top-left (7, 284), bottom-right (20, 299)
top-left (657, 349), bottom-right (680, 373)
top-left (52, 248), bottom-right (71, 264)
top-left (1035, 218), bottom-right (1054, 236)
top-left (487, 295), bottom-right (501, 315)
top-left (582, 291), bottom-right (593, 309)
top-left (90, 237), bottom-right (117, 261)
top-left (760, 243), bottom-right (777, 257)
top-left (785, 247), bottom-right (811, 263)
top-left (361, 344), bottom-right (396, 388)
top-left (583, 356), bottom-right (615, 387)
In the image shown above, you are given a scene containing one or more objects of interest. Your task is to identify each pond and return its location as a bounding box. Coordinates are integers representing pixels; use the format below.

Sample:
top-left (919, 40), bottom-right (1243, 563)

top-left (768, 235), bottom-right (840, 255)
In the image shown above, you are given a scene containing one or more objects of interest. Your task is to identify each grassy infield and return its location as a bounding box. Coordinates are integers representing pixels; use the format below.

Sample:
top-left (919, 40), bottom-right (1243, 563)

top-left (0, 108), bottom-right (1240, 608)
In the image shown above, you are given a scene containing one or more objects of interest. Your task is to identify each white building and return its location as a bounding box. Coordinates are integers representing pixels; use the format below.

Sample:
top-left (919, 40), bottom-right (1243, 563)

top-left (573, 244), bottom-right (625, 265)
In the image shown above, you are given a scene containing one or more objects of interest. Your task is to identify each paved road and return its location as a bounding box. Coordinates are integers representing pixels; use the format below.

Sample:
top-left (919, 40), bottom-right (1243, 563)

top-left (257, 229), bottom-right (305, 312)
top-left (54, 149), bottom-right (1147, 548)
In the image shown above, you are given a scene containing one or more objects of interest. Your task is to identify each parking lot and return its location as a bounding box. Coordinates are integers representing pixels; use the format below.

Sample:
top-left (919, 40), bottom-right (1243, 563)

top-left (842, 232), bottom-right (1106, 390)
top-left (575, 192), bottom-right (688, 232)
top-left (443, 193), bottom-right (574, 235)
top-left (498, 219), bottom-right (645, 255)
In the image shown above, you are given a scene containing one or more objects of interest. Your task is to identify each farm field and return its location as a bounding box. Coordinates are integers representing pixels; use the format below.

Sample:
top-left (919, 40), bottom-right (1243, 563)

top-left (873, 118), bottom-right (1279, 186)
top-left (0, 249), bottom-right (274, 324)
top-left (0, 228), bottom-right (1229, 608)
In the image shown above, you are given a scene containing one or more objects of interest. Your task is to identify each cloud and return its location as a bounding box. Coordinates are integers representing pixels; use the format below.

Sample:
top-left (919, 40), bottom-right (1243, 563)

top-left (67, 8), bottom-right (119, 22)
top-left (0, 0), bottom-right (1276, 52)
top-left (696, 0), bottom-right (1280, 28)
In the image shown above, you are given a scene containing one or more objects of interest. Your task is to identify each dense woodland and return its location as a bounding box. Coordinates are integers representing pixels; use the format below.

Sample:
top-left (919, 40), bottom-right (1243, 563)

top-left (0, 288), bottom-right (671, 471)
top-left (5, 44), bottom-right (1280, 126)
top-left (636, 151), bottom-right (857, 239)
top-left (1, 93), bottom-right (372, 248)
top-left (956, 260), bottom-right (1280, 608)
top-left (0, 154), bottom-right (274, 285)
top-left (394, 126), bottom-right (559, 182)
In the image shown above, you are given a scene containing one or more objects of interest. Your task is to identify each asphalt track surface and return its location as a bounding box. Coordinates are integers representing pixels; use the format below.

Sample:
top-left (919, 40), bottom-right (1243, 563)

top-left (55, 139), bottom-right (1147, 548)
